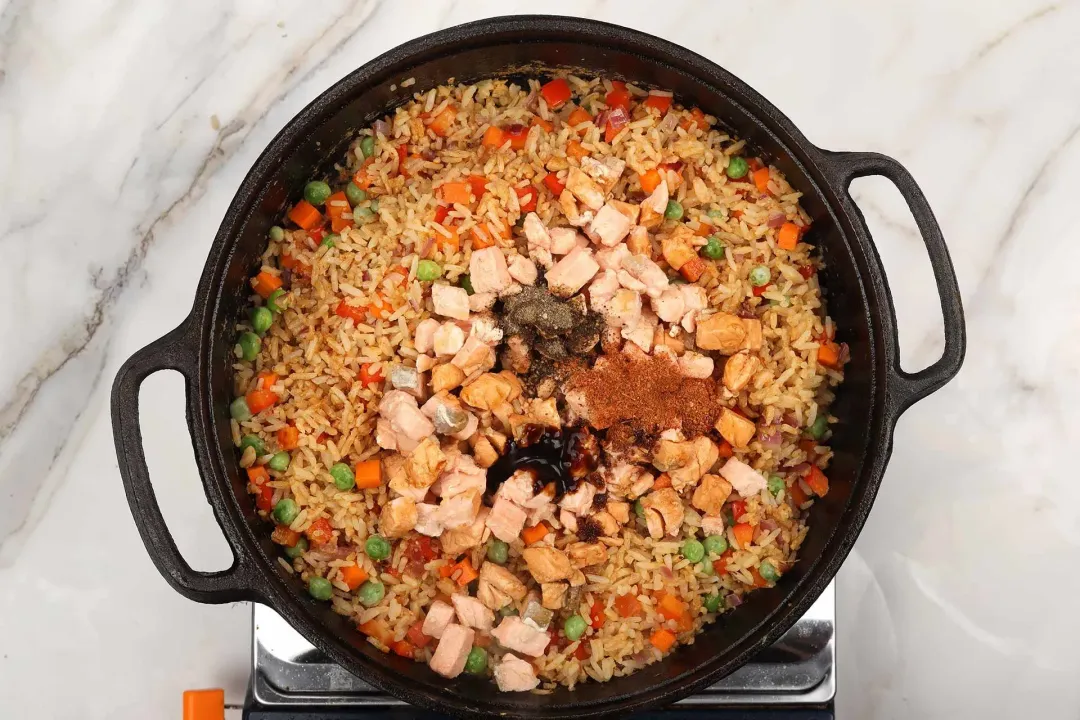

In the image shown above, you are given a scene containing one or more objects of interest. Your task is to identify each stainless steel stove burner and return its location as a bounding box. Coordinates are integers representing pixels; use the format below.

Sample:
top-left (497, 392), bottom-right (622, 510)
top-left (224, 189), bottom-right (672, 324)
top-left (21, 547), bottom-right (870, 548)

top-left (249, 582), bottom-right (834, 711)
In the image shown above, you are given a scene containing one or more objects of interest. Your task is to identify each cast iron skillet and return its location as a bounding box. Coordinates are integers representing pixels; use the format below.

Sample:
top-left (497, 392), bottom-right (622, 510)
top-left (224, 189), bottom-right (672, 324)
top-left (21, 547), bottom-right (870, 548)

top-left (111, 15), bottom-right (964, 718)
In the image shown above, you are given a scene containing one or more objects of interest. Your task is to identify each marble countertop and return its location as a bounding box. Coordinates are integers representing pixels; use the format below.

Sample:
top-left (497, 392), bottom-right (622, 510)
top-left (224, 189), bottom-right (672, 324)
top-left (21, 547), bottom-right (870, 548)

top-left (2, 1), bottom-right (1078, 717)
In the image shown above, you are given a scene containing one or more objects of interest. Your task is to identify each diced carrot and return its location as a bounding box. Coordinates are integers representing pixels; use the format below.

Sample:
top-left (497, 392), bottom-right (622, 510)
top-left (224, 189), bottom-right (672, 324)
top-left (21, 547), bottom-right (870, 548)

top-left (521, 522), bottom-right (550, 545)
top-left (805, 466), bottom-right (830, 497)
top-left (438, 563), bottom-right (456, 578)
top-left (482, 125), bottom-right (507, 148)
top-left (639, 168), bottom-right (662, 194)
top-left (653, 473), bottom-right (672, 490)
top-left (396, 144), bottom-right (409, 177)
top-left (566, 140), bottom-right (589, 160)
top-left (359, 363), bottom-right (384, 387)
top-left (271, 525), bottom-right (300, 547)
top-left (717, 439), bottom-right (734, 458)
top-left (253, 271), bottom-right (283, 299)
top-left (454, 558), bottom-right (478, 586)
top-left (335, 300), bottom-right (367, 324)
top-left (573, 642), bottom-right (591, 661)
top-left (367, 295), bottom-right (392, 319)
top-left (605, 81), bottom-right (630, 111)
top-left (614, 593), bottom-right (643, 618)
top-left (390, 640), bottom-right (414, 658)
top-left (352, 158), bottom-right (376, 189)
top-left (287, 200), bottom-right (322, 231)
top-left (543, 172), bottom-right (566, 196)
top-left (406, 620), bottom-right (431, 649)
top-left (540, 78), bottom-right (572, 109)
top-left (733, 523), bottom-right (754, 549)
top-left (694, 223), bottom-right (713, 237)
top-left (435, 223), bottom-right (460, 252)
top-left (280, 253), bottom-right (298, 270)
top-left (650, 628), bottom-right (677, 653)
top-left (656, 593), bottom-right (687, 622)
top-left (358, 618), bottom-right (394, 645)
top-left (713, 549), bottom-right (734, 576)
top-left (531, 116), bottom-right (554, 132)
top-left (515, 186), bottom-right (538, 213)
top-left (306, 517), bottom-right (334, 546)
top-left (589, 600), bottom-right (606, 629)
top-left (678, 107), bottom-right (708, 131)
top-left (276, 425), bottom-right (300, 451)
top-left (426, 104), bottom-right (456, 137)
top-left (777, 222), bottom-right (800, 250)
top-left (354, 459), bottom-right (382, 489)
top-left (256, 371), bottom-right (278, 390)
top-left (246, 388), bottom-right (279, 415)
top-left (752, 167), bottom-right (771, 193)
top-left (340, 564), bottom-right (369, 591)
top-left (467, 174), bottom-right (488, 200)
top-left (604, 120), bottom-right (620, 144)
top-left (680, 257), bottom-right (706, 283)
top-left (818, 341), bottom-right (841, 369)
top-left (567, 107), bottom-right (592, 129)
top-left (473, 633), bottom-right (492, 649)
top-left (789, 480), bottom-right (810, 506)
top-left (643, 92), bottom-right (672, 114)
top-left (470, 224), bottom-right (497, 249)
top-left (438, 182), bottom-right (472, 206)
top-left (325, 191), bottom-right (352, 233)
top-left (505, 124), bottom-right (529, 150)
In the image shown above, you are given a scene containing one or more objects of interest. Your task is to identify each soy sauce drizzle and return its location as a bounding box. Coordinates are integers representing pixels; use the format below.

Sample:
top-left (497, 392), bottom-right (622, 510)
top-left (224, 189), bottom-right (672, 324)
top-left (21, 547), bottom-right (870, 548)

top-left (485, 424), bottom-right (600, 499)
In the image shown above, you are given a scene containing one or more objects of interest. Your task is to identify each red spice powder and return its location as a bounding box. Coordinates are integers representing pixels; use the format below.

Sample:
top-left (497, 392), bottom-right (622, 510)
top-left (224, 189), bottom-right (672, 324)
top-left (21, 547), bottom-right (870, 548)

top-left (569, 352), bottom-right (719, 437)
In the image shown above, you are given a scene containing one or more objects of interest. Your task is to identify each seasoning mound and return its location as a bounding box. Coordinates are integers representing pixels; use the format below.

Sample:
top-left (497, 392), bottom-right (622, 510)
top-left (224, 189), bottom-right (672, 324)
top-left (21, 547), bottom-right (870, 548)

top-left (568, 352), bottom-right (720, 437)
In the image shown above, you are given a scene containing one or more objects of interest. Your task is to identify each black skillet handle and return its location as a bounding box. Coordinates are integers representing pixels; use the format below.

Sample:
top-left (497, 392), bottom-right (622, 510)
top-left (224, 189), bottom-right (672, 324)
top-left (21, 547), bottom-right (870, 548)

top-left (111, 317), bottom-right (262, 604)
top-left (817, 150), bottom-right (966, 412)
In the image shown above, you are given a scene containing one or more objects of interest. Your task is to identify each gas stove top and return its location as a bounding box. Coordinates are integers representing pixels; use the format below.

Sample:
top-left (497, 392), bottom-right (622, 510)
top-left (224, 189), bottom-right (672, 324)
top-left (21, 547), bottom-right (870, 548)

top-left (243, 582), bottom-right (834, 717)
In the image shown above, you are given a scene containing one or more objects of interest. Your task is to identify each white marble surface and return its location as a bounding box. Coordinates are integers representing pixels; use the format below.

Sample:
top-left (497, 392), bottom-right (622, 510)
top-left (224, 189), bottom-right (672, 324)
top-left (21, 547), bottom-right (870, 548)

top-left (1, 1), bottom-right (1078, 717)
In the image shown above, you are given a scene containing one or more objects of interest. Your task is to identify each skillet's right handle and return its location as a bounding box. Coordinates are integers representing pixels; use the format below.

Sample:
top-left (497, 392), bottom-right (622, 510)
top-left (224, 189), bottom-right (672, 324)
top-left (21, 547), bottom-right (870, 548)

top-left (111, 317), bottom-right (262, 604)
top-left (818, 150), bottom-right (966, 412)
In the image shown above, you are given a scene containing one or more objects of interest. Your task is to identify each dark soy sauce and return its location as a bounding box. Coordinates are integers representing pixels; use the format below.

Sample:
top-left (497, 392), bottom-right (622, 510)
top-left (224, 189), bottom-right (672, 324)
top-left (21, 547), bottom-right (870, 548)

top-left (485, 424), bottom-right (599, 499)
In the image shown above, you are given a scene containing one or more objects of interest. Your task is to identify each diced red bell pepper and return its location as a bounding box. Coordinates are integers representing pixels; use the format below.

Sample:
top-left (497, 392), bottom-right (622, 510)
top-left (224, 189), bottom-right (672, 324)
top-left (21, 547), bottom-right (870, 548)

top-left (540, 78), bottom-right (572, 109)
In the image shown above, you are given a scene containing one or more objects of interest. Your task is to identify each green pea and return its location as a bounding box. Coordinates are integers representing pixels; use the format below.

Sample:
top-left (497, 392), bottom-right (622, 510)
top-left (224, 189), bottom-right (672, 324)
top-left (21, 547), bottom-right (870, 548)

top-left (267, 288), bottom-right (287, 314)
top-left (330, 462), bottom-right (355, 491)
top-left (365, 535), bottom-right (391, 560)
top-left (273, 498), bottom-right (299, 525)
top-left (269, 452), bottom-right (291, 472)
top-left (230, 397), bottom-right (252, 422)
top-left (701, 236), bottom-right (724, 259)
top-left (807, 415), bottom-right (829, 441)
top-left (284, 536), bottom-right (308, 559)
top-left (369, 199), bottom-right (380, 213)
top-left (354, 206), bottom-right (374, 221)
top-left (308, 576), bottom-right (333, 600)
top-left (251, 306), bottom-right (274, 336)
top-left (633, 499), bottom-right (645, 520)
top-left (726, 156), bottom-right (749, 179)
top-left (749, 265), bottom-right (771, 287)
top-left (360, 135), bottom-right (376, 158)
top-left (664, 200), bottom-right (684, 221)
top-left (759, 561), bottom-right (781, 583)
top-left (464, 647), bottom-right (488, 675)
top-left (269, 225), bottom-right (285, 242)
top-left (699, 560), bottom-right (715, 576)
top-left (345, 182), bottom-right (368, 207)
top-left (707, 208), bottom-right (724, 220)
top-left (703, 535), bottom-right (728, 556)
top-left (304, 180), bottom-right (332, 206)
top-left (487, 539), bottom-right (509, 565)
top-left (321, 233), bottom-right (339, 248)
top-left (238, 332), bottom-right (261, 361)
top-left (358, 580), bottom-right (385, 606)
top-left (239, 434), bottom-right (266, 456)
top-left (460, 274), bottom-right (474, 295)
top-left (767, 475), bottom-right (785, 496)
top-left (563, 615), bottom-right (587, 642)
top-left (681, 539), bottom-right (705, 563)
top-left (704, 594), bottom-right (723, 613)
top-left (416, 260), bottom-right (443, 282)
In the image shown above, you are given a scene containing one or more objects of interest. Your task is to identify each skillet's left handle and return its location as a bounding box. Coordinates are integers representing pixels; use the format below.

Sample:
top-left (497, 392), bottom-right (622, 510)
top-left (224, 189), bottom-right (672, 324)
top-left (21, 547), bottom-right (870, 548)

top-left (817, 150), bottom-right (966, 412)
top-left (111, 316), bottom-right (264, 604)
